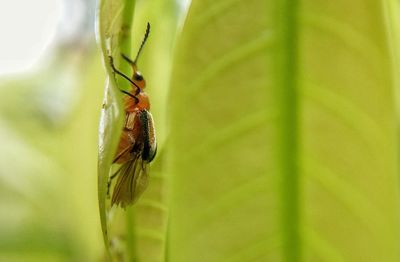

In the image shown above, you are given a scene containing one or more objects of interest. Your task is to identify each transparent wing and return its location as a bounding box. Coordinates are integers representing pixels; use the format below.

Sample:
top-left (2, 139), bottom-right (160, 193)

top-left (111, 154), bottom-right (149, 208)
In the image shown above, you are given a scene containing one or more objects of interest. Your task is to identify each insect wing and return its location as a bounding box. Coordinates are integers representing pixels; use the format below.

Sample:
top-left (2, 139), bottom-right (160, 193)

top-left (113, 132), bottom-right (134, 164)
top-left (139, 110), bottom-right (157, 162)
top-left (111, 155), bottom-right (149, 208)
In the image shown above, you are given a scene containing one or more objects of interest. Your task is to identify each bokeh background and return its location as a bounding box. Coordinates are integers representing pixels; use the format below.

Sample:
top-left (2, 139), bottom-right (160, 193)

top-left (0, 0), bottom-right (105, 260)
top-left (0, 0), bottom-right (187, 260)
top-left (1, 0), bottom-right (400, 261)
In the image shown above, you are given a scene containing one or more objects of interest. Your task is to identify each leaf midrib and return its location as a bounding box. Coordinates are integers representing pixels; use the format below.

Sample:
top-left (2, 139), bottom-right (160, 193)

top-left (276, 0), bottom-right (301, 261)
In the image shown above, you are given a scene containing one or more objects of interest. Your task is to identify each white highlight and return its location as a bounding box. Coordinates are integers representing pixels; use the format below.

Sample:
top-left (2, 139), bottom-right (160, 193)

top-left (0, 0), bottom-right (62, 76)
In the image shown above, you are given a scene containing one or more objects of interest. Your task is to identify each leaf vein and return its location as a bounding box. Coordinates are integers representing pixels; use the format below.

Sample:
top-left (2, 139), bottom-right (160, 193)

top-left (187, 31), bottom-right (274, 99)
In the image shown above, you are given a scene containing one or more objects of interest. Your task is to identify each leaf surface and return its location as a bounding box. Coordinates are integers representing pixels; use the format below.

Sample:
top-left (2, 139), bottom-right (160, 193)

top-left (166, 0), bottom-right (400, 261)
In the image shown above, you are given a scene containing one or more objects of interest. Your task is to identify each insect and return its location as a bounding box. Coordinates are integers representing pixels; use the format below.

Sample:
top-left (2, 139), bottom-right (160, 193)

top-left (107, 23), bottom-right (157, 208)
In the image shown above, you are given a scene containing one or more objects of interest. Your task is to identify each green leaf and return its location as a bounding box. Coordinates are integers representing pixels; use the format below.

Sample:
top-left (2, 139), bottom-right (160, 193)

top-left (97, 1), bottom-right (176, 261)
top-left (97, 0), bottom-right (135, 259)
top-left (167, 0), bottom-right (400, 261)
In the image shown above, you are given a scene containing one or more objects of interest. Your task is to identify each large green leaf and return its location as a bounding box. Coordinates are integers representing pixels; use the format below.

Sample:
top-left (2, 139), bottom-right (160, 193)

top-left (97, 0), bottom-right (180, 261)
top-left (166, 0), bottom-right (400, 261)
top-left (97, 0), bottom-right (134, 259)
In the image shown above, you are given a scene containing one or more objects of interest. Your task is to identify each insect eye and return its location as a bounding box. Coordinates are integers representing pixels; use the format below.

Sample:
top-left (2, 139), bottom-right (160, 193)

top-left (134, 72), bottom-right (144, 81)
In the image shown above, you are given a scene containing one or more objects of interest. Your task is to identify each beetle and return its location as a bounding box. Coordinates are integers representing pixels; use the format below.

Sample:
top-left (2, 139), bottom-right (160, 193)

top-left (107, 23), bottom-right (156, 208)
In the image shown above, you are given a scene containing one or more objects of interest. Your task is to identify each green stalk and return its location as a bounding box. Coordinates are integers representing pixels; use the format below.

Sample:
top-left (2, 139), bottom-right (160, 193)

top-left (118, 0), bottom-right (136, 91)
top-left (276, 0), bottom-right (301, 261)
top-left (117, 1), bottom-right (137, 261)
top-left (97, 0), bottom-right (136, 260)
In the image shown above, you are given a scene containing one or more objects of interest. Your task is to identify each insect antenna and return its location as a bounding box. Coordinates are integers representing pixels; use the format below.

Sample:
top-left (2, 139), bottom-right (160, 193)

top-left (121, 53), bottom-right (135, 65)
top-left (134, 22), bottom-right (150, 64)
top-left (121, 23), bottom-right (150, 66)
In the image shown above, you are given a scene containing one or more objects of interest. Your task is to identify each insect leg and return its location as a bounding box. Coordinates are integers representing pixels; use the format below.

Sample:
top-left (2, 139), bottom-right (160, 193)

top-left (107, 166), bottom-right (123, 198)
top-left (113, 145), bottom-right (133, 164)
top-left (108, 56), bottom-right (140, 92)
top-left (120, 54), bottom-right (141, 96)
top-left (120, 90), bottom-right (139, 104)
top-left (108, 143), bottom-right (135, 198)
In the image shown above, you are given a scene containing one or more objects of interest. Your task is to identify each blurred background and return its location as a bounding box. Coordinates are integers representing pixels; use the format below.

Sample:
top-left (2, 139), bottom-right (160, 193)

top-left (1, 0), bottom-right (400, 261)
top-left (0, 0), bottom-right (104, 260)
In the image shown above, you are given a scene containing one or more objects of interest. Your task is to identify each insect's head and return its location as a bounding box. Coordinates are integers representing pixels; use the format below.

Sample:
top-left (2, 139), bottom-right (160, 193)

top-left (132, 64), bottom-right (146, 90)
top-left (121, 23), bottom-right (150, 90)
